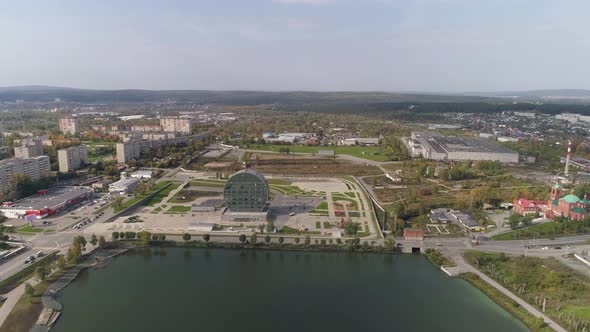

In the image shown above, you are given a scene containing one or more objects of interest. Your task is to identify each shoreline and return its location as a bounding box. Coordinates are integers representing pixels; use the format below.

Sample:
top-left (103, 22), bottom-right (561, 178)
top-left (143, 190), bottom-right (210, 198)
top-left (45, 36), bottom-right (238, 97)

top-left (12, 242), bottom-right (540, 332)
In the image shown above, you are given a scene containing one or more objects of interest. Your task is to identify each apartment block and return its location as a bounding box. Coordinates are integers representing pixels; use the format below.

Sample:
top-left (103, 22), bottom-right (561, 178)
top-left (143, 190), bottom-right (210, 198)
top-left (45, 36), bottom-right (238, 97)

top-left (116, 133), bottom-right (208, 163)
top-left (0, 156), bottom-right (51, 189)
top-left (59, 117), bottom-right (80, 135)
top-left (160, 117), bottom-right (192, 134)
top-left (58, 145), bottom-right (88, 173)
top-left (14, 138), bottom-right (44, 158)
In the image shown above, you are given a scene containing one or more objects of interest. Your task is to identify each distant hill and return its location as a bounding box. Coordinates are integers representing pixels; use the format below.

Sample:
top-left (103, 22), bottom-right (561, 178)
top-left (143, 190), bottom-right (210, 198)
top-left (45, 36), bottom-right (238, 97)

top-left (0, 86), bottom-right (502, 105)
top-left (462, 89), bottom-right (590, 99)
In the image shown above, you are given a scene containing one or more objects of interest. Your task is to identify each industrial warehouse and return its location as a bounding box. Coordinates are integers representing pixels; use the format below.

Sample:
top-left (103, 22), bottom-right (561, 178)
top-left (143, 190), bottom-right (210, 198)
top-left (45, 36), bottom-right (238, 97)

top-left (0, 186), bottom-right (94, 219)
top-left (409, 131), bottom-right (519, 163)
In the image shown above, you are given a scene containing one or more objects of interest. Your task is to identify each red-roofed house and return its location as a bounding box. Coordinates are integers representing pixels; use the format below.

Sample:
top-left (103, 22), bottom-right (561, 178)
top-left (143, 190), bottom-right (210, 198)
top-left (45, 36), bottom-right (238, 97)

top-left (513, 198), bottom-right (546, 216)
top-left (403, 228), bottom-right (425, 241)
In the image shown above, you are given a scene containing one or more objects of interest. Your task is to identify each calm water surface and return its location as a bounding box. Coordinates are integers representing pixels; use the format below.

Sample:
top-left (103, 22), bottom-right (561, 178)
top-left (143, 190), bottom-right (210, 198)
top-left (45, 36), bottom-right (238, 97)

top-left (52, 248), bottom-right (529, 332)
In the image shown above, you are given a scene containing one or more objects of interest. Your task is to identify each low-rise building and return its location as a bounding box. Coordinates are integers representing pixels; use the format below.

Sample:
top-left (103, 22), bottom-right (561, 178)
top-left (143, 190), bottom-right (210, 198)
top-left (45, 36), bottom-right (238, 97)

top-left (429, 208), bottom-right (451, 223)
top-left (108, 177), bottom-right (140, 194)
top-left (513, 198), bottom-right (546, 216)
top-left (0, 186), bottom-right (94, 219)
top-left (130, 170), bottom-right (155, 179)
top-left (403, 228), bottom-right (425, 241)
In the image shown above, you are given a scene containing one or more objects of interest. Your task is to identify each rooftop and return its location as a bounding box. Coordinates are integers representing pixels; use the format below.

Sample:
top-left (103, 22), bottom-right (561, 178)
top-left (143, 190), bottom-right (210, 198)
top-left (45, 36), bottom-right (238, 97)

top-left (2, 186), bottom-right (93, 210)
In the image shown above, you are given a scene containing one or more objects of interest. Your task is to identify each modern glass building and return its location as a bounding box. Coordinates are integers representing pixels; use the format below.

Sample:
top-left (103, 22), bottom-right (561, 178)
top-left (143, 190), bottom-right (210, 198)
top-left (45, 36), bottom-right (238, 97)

top-left (223, 169), bottom-right (269, 212)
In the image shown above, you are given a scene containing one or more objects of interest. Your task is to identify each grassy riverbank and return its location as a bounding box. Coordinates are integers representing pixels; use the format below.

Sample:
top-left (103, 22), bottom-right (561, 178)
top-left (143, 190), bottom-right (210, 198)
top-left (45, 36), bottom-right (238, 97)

top-left (0, 253), bottom-right (58, 294)
top-left (464, 251), bottom-right (590, 331)
top-left (491, 219), bottom-right (590, 240)
top-left (460, 272), bottom-right (552, 332)
top-left (423, 248), bottom-right (454, 267)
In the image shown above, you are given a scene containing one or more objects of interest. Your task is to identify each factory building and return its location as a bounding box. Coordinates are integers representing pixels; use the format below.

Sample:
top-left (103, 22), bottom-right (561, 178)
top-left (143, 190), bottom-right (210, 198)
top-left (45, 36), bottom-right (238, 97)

top-left (409, 131), bottom-right (519, 163)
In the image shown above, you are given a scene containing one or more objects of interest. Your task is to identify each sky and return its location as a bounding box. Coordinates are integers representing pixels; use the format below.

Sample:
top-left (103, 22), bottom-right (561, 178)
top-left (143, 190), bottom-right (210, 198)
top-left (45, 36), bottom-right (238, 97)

top-left (1, 0), bottom-right (589, 92)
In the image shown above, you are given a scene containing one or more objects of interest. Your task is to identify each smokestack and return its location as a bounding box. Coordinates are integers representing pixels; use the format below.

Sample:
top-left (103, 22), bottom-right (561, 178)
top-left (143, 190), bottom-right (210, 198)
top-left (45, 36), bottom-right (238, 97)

top-left (565, 140), bottom-right (572, 176)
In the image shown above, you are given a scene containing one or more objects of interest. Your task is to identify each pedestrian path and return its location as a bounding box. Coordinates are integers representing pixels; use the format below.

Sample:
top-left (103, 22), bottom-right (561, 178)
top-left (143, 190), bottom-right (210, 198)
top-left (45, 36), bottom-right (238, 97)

top-left (451, 255), bottom-right (567, 332)
top-left (0, 278), bottom-right (40, 329)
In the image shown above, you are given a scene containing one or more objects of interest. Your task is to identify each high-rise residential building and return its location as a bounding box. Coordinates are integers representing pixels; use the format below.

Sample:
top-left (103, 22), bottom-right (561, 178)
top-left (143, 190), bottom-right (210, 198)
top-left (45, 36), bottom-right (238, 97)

top-left (59, 117), bottom-right (80, 135)
top-left (58, 145), bottom-right (88, 173)
top-left (115, 133), bottom-right (209, 163)
top-left (14, 138), bottom-right (44, 159)
top-left (116, 141), bottom-right (142, 163)
top-left (160, 117), bottom-right (192, 134)
top-left (0, 156), bottom-right (50, 189)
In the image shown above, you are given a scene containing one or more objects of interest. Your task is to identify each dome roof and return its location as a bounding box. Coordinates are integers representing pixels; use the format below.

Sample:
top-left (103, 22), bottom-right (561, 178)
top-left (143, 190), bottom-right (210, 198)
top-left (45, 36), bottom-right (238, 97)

top-left (561, 194), bottom-right (580, 203)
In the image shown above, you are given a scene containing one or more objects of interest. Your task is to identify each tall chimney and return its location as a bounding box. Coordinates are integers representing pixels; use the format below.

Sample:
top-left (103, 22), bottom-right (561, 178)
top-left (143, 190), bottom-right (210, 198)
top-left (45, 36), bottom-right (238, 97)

top-left (565, 140), bottom-right (572, 176)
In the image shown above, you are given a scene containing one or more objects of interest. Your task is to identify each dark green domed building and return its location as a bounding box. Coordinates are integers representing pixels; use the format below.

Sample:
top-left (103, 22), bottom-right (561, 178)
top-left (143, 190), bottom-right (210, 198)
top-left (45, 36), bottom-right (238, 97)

top-left (223, 169), bottom-right (269, 212)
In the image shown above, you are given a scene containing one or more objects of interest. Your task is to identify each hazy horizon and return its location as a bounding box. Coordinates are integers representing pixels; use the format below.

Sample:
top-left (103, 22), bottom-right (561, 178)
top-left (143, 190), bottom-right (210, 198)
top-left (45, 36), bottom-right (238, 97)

top-left (2, 0), bottom-right (589, 92)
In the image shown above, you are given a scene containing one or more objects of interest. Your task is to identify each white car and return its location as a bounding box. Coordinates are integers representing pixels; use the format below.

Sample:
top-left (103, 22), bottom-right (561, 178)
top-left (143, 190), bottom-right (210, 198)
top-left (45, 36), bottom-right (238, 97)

top-left (541, 246), bottom-right (549, 250)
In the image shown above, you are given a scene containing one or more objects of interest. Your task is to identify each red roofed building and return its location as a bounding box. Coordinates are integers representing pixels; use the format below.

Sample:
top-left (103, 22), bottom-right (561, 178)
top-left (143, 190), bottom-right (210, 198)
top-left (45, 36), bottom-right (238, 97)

top-left (513, 198), bottom-right (546, 216)
top-left (403, 228), bottom-right (425, 241)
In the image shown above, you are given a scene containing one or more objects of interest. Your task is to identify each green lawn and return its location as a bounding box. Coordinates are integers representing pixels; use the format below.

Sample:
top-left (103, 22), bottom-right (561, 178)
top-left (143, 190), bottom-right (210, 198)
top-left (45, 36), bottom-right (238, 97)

top-left (464, 251), bottom-right (590, 330)
top-left (144, 183), bottom-right (180, 206)
top-left (491, 220), bottom-right (590, 240)
top-left (189, 180), bottom-right (226, 188)
top-left (246, 144), bottom-right (390, 161)
top-left (17, 225), bottom-right (45, 233)
top-left (164, 205), bottom-right (192, 214)
top-left (314, 202), bottom-right (329, 210)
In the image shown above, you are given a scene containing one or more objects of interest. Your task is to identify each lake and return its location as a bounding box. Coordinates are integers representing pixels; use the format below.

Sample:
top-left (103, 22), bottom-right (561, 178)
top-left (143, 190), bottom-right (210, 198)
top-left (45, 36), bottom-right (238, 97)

top-left (52, 248), bottom-right (529, 332)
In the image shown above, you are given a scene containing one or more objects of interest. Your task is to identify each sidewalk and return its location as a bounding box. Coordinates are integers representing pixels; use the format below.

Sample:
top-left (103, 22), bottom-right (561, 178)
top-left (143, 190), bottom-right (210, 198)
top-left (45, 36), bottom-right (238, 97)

top-left (453, 255), bottom-right (567, 332)
top-left (0, 277), bottom-right (40, 328)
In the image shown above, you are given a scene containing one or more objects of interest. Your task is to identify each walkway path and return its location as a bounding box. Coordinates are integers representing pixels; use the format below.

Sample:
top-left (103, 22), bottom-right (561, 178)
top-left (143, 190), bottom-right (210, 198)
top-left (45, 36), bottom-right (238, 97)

top-left (0, 277), bottom-right (40, 329)
top-left (326, 192), bottom-right (335, 218)
top-left (450, 255), bottom-right (567, 332)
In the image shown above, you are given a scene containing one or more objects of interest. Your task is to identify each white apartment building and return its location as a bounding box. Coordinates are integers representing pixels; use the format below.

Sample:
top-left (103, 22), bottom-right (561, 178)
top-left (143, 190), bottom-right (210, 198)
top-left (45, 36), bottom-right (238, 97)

top-left (14, 138), bottom-right (44, 158)
top-left (58, 145), bottom-right (88, 172)
top-left (0, 156), bottom-right (50, 189)
top-left (160, 117), bottom-right (192, 134)
top-left (59, 117), bottom-right (80, 135)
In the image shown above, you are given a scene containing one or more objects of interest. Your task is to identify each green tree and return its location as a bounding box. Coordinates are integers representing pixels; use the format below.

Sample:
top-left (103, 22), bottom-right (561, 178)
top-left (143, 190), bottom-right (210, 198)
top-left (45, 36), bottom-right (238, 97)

top-left (67, 239), bottom-right (82, 264)
top-left (76, 236), bottom-right (87, 252)
top-left (138, 231), bottom-right (152, 245)
top-left (56, 256), bottom-right (67, 271)
top-left (183, 233), bottom-right (191, 242)
top-left (90, 234), bottom-right (98, 246)
top-left (384, 237), bottom-right (396, 251)
top-left (112, 231), bottom-right (120, 241)
top-left (239, 234), bottom-right (247, 245)
top-left (202, 233), bottom-right (210, 245)
top-left (98, 236), bottom-right (106, 248)
top-left (250, 233), bottom-right (257, 245)
top-left (111, 195), bottom-right (124, 211)
top-left (24, 283), bottom-right (35, 297)
top-left (294, 237), bottom-right (300, 244)
top-left (343, 221), bottom-right (360, 236)
top-left (36, 265), bottom-right (49, 281)
top-left (266, 220), bottom-right (275, 232)
top-left (278, 237), bottom-right (284, 245)
top-left (264, 235), bottom-right (271, 244)
top-left (304, 235), bottom-right (311, 247)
